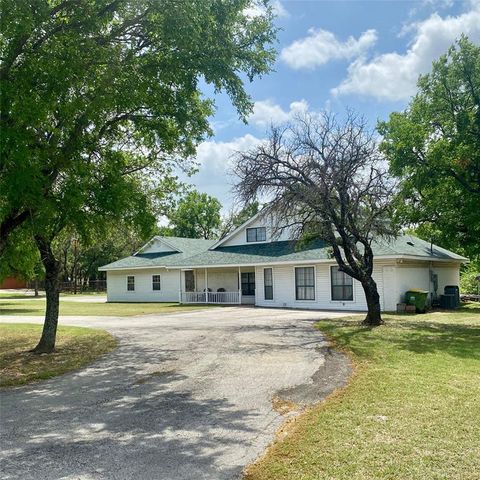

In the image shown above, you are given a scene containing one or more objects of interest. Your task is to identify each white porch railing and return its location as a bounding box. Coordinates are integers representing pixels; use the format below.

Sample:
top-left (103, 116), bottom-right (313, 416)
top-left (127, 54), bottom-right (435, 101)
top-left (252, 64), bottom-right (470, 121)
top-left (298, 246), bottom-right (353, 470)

top-left (181, 290), bottom-right (241, 304)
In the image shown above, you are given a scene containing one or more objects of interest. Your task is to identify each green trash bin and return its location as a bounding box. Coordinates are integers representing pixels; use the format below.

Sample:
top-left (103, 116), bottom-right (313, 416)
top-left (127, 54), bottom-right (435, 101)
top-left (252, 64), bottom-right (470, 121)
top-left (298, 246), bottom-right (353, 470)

top-left (405, 289), bottom-right (429, 313)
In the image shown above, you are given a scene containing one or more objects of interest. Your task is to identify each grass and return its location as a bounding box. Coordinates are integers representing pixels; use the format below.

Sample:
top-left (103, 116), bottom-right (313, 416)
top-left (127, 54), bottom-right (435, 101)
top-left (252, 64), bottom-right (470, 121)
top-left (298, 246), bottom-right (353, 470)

top-left (245, 304), bottom-right (480, 480)
top-left (0, 298), bottom-right (217, 316)
top-left (0, 323), bottom-right (117, 387)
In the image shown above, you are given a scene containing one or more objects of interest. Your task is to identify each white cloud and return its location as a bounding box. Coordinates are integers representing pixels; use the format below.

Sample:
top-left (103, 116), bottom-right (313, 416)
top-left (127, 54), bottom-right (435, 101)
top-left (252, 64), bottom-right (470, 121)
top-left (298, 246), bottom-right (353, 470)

top-left (183, 134), bottom-right (264, 207)
top-left (245, 0), bottom-right (288, 19)
top-left (332, 5), bottom-right (480, 101)
top-left (281, 29), bottom-right (377, 70)
top-left (249, 99), bottom-right (309, 127)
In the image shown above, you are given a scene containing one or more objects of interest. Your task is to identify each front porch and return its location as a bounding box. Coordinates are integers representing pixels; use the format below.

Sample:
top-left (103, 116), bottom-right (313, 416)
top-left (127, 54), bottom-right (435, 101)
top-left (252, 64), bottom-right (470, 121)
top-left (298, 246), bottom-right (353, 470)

top-left (179, 267), bottom-right (256, 305)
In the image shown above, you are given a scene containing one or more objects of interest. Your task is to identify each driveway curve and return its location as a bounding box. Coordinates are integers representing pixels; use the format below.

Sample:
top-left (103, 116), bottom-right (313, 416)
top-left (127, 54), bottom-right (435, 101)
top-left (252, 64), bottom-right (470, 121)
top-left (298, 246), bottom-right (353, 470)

top-left (0, 307), bottom-right (352, 480)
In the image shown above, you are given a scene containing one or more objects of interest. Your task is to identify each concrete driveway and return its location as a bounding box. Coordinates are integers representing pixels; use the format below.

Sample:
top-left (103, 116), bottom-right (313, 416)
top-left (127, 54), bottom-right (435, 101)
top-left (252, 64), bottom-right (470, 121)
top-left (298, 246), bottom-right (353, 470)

top-left (0, 307), bottom-right (352, 480)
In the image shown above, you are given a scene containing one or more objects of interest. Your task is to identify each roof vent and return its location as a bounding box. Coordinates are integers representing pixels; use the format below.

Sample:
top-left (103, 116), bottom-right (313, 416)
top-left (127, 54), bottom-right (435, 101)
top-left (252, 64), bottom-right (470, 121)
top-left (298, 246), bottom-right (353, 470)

top-left (407, 241), bottom-right (414, 246)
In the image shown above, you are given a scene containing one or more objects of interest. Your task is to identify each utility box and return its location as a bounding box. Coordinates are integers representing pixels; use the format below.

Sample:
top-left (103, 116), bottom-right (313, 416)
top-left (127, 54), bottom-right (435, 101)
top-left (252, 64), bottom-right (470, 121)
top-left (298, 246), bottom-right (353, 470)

top-left (440, 294), bottom-right (456, 309)
top-left (405, 290), bottom-right (429, 313)
top-left (444, 285), bottom-right (460, 308)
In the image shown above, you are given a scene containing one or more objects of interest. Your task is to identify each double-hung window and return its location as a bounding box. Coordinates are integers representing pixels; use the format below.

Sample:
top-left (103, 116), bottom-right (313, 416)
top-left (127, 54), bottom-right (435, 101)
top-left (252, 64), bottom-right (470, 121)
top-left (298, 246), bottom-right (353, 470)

top-left (152, 274), bottom-right (161, 291)
top-left (127, 275), bottom-right (135, 291)
top-left (331, 266), bottom-right (353, 301)
top-left (295, 267), bottom-right (315, 300)
top-left (264, 268), bottom-right (273, 300)
top-left (246, 227), bottom-right (266, 242)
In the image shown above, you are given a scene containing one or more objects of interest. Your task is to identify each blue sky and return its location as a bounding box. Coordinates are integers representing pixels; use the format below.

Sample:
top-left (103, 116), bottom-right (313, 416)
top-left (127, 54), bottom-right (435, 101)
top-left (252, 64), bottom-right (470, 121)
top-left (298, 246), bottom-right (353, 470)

top-left (183, 0), bottom-right (480, 211)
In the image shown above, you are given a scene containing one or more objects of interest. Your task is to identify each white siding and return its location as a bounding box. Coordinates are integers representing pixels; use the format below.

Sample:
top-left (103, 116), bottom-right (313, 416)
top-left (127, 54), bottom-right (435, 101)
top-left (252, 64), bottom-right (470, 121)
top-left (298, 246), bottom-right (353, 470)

top-left (435, 264), bottom-right (460, 294)
top-left (107, 268), bottom-right (180, 302)
top-left (141, 238), bottom-right (177, 254)
top-left (255, 262), bottom-right (391, 311)
top-left (390, 261), bottom-right (461, 306)
top-left (395, 265), bottom-right (431, 304)
top-left (221, 212), bottom-right (294, 247)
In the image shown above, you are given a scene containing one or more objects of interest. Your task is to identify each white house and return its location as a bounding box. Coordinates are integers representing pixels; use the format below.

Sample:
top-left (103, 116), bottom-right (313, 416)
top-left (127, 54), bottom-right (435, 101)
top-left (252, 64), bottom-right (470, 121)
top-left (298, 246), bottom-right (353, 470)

top-left (99, 211), bottom-right (467, 311)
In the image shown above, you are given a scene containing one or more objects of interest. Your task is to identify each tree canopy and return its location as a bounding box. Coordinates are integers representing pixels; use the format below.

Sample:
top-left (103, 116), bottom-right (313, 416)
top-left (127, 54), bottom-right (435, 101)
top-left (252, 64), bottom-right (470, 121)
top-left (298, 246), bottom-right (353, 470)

top-left (378, 36), bottom-right (480, 261)
top-left (0, 0), bottom-right (277, 253)
top-left (169, 190), bottom-right (222, 239)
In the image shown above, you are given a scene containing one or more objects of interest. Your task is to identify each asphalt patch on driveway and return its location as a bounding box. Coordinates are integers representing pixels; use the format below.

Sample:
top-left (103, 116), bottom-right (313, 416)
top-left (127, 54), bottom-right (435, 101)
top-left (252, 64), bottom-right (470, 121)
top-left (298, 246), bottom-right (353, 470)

top-left (274, 345), bottom-right (352, 408)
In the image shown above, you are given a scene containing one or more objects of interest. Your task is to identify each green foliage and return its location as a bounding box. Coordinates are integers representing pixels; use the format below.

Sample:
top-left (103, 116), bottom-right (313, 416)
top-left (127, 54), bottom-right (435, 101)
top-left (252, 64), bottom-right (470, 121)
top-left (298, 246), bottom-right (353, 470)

top-left (379, 37), bottom-right (480, 261)
top-left (460, 262), bottom-right (480, 295)
top-left (169, 190), bottom-right (222, 239)
top-left (0, 0), bottom-right (277, 251)
top-left (0, 228), bottom-right (42, 282)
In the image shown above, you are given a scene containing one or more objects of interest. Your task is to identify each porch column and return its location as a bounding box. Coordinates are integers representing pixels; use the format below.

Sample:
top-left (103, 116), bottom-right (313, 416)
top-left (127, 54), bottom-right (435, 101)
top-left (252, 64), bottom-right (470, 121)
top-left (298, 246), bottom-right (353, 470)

top-left (205, 268), bottom-right (208, 303)
top-left (238, 267), bottom-right (242, 305)
top-left (178, 270), bottom-right (182, 303)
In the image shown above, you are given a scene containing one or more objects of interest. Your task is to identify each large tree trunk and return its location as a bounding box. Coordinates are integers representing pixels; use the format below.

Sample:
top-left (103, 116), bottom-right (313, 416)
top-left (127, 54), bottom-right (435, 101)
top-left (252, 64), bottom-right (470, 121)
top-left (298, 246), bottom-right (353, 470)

top-left (32, 235), bottom-right (60, 353)
top-left (361, 276), bottom-right (383, 326)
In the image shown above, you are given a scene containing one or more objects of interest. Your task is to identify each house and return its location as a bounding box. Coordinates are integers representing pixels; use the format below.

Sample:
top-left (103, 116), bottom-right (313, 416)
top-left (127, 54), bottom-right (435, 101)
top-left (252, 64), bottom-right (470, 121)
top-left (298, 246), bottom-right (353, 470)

top-left (99, 211), bottom-right (467, 311)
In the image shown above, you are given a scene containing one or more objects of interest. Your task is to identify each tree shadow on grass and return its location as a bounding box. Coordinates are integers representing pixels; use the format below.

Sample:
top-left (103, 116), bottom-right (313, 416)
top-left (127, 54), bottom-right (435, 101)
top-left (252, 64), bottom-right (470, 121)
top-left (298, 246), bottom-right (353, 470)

top-left (0, 304), bottom-right (41, 315)
top-left (317, 317), bottom-right (480, 361)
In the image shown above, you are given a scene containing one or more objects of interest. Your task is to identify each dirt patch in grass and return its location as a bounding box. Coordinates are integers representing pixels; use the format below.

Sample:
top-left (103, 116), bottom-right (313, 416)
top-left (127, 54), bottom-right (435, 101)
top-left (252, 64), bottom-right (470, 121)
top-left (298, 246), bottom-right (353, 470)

top-left (0, 323), bottom-right (117, 387)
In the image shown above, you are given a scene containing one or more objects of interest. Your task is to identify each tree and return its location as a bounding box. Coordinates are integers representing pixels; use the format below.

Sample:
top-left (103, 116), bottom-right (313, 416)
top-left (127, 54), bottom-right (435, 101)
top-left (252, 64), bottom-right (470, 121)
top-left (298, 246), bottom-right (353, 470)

top-left (378, 36), bottom-right (480, 261)
top-left (219, 201), bottom-right (260, 238)
top-left (170, 190), bottom-right (222, 239)
top-left (1, 0), bottom-right (277, 352)
top-left (234, 112), bottom-right (396, 326)
top-left (0, 0), bottom-right (276, 252)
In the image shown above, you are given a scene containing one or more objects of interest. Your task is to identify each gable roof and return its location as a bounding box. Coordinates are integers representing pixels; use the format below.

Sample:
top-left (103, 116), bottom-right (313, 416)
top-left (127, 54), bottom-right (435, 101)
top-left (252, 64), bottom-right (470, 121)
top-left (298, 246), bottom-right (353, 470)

top-left (209, 210), bottom-right (264, 249)
top-left (98, 237), bottom-right (215, 271)
top-left (99, 234), bottom-right (466, 271)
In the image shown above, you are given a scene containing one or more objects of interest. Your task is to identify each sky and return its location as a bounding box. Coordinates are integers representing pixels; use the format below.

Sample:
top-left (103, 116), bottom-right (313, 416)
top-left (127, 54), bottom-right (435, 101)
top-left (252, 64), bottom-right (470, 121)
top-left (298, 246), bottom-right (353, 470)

top-left (181, 0), bottom-right (480, 211)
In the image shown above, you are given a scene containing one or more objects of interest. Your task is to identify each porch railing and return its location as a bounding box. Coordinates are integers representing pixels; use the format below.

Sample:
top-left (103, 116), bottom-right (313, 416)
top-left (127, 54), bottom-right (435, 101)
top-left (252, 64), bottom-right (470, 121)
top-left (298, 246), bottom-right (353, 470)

top-left (181, 290), bottom-right (241, 304)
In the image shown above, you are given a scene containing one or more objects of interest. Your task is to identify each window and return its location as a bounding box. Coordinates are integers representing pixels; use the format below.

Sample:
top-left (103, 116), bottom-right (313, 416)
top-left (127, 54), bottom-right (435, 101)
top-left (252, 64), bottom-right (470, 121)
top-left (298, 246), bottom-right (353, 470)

top-left (241, 272), bottom-right (256, 296)
top-left (295, 267), bottom-right (315, 300)
top-left (264, 268), bottom-right (273, 300)
top-left (152, 274), bottom-right (161, 291)
top-left (127, 275), bottom-right (135, 291)
top-left (331, 266), bottom-right (353, 301)
top-left (246, 227), bottom-right (266, 242)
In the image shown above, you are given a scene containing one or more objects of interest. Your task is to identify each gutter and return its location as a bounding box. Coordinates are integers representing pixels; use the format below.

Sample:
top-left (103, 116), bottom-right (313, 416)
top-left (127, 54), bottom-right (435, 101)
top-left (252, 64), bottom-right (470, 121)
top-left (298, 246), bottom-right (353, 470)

top-left (98, 254), bottom-right (466, 272)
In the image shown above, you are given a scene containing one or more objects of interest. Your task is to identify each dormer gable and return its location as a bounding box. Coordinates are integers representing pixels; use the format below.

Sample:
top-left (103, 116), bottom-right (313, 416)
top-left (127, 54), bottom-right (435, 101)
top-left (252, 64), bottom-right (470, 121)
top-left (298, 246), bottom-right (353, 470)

top-left (135, 236), bottom-right (181, 255)
top-left (211, 209), bottom-right (294, 249)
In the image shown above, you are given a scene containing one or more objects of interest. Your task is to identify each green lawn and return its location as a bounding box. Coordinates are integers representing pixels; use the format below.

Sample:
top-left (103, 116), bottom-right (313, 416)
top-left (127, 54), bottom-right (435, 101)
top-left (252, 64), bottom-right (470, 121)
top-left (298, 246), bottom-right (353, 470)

top-left (0, 323), bottom-right (117, 387)
top-left (245, 304), bottom-right (480, 480)
top-left (0, 298), bottom-right (216, 316)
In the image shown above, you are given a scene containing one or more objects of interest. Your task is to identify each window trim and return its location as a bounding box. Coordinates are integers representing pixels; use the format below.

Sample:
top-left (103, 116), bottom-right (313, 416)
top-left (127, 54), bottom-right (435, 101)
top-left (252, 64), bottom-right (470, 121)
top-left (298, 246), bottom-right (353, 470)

top-left (126, 275), bottom-right (135, 292)
top-left (263, 267), bottom-right (274, 301)
top-left (294, 266), bottom-right (316, 301)
top-left (246, 227), bottom-right (267, 243)
top-left (152, 274), bottom-right (161, 292)
top-left (241, 271), bottom-right (256, 296)
top-left (330, 265), bottom-right (355, 302)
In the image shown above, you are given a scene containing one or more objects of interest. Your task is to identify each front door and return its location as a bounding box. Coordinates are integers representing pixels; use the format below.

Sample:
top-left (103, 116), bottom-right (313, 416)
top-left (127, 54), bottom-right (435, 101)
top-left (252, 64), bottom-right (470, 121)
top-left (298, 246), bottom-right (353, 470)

top-left (185, 270), bottom-right (195, 292)
top-left (241, 272), bottom-right (255, 296)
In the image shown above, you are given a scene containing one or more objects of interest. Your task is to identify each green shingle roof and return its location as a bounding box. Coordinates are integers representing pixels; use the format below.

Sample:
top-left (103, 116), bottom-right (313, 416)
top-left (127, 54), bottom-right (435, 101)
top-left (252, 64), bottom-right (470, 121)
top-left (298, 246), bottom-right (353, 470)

top-left (98, 237), bottom-right (215, 270)
top-left (99, 234), bottom-right (466, 271)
